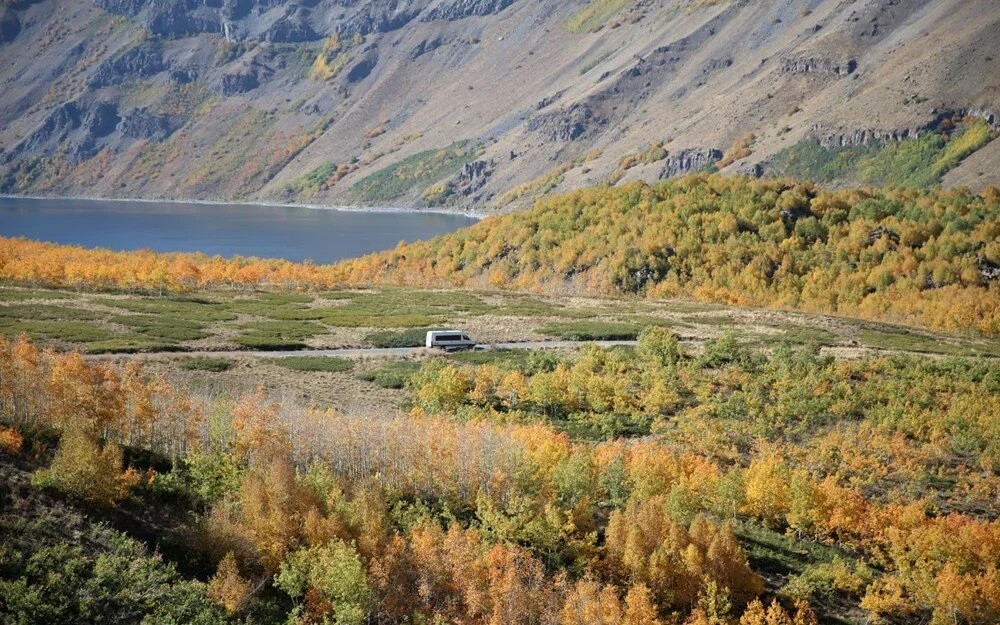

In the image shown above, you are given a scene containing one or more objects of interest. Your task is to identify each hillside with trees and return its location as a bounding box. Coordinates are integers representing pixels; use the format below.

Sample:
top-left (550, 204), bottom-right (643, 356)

top-left (3, 175), bottom-right (997, 335)
top-left (335, 176), bottom-right (1000, 334)
top-left (2, 326), bottom-right (998, 624)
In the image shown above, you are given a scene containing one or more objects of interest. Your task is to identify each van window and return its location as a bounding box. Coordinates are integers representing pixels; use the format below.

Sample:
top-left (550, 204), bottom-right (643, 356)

top-left (437, 334), bottom-right (461, 341)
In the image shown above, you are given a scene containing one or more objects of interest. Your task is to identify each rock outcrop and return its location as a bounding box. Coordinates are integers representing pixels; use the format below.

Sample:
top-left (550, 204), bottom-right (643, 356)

top-left (346, 51), bottom-right (379, 84)
top-left (810, 124), bottom-right (920, 148)
top-left (219, 70), bottom-right (260, 96)
top-left (90, 0), bottom-right (517, 44)
top-left (118, 107), bottom-right (174, 141)
top-left (657, 149), bottom-right (722, 179)
top-left (780, 57), bottom-right (857, 76)
top-left (263, 8), bottom-right (318, 43)
top-left (409, 36), bottom-right (450, 60)
top-left (89, 44), bottom-right (167, 88)
top-left (84, 102), bottom-right (120, 139)
top-left (454, 159), bottom-right (494, 196)
top-left (337, 2), bottom-right (422, 37)
top-left (421, 0), bottom-right (517, 22)
top-left (7, 102), bottom-right (82, 161)
top-left (978, 257), bottom-right (1000, 282)
top-left (528, 104), bottom-right (606, 142)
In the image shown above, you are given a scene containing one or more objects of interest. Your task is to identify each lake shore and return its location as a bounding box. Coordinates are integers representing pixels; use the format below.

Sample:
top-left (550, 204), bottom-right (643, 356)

top-left (0, 195), bottom-right (479, 264)
top-left (0, 193), bottom-right (486, 220)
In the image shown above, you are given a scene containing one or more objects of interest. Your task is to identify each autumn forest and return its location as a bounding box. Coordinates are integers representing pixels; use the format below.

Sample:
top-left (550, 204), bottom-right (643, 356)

top-left (1, 173), bottom-right (999, 625)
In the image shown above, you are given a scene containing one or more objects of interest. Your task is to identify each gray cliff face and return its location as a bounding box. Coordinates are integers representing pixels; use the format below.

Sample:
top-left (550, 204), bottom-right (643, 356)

top-left (0, 0), bottom-right (995, 207)
top-left (780, 57), bottom-right (857, 77)
top-left (421, 0), bottom-right (517, 22)
top-left (90, 0), bottom-right (520, 42)
top-left (658, 149), bottom-right (724, 179)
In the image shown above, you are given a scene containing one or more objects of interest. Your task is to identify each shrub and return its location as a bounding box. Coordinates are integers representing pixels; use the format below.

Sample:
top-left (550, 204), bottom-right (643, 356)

top-left (275, 541), bottom-right (372, 625)
top-left (207, 552), bottom-right (253, 615)
top-left (180, 357), bottom-right (235, 372)
top-left (0, 521), bottom-right (228, 625)
top-left (717, 133), bottom-right (756, 168)
top-left (32, 424), bottom-right (139, 506)
top-left (273, 356), bottom-right (353, 372)
top-left (536, 321), bottom-right (640, 341)
top-left (697, 332), bottom-right (756, 369)
top-left (0, 425), bottom-right (23, 454)
top-left (637, 325), bottom-right (683, 367)
top-left (364, 327), bottom-right (445, 348)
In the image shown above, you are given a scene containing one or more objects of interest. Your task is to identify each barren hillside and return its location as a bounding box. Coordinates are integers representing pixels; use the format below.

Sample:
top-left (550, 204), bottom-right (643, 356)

top-left (0, 0), bottom-right (997, 210)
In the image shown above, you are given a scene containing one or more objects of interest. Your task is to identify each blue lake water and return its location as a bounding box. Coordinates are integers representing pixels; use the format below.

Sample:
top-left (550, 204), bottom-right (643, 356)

top-left (0, 196), bottom-right (478, 263)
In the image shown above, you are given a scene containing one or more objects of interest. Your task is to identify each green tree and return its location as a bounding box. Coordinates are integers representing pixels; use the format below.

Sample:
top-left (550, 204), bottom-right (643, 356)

top-left (32, 423), bottom-right (138, 506)
top-left (637, 326), bottom-right (683, 369)
top-left (275, 541), bottom-right (372, 625)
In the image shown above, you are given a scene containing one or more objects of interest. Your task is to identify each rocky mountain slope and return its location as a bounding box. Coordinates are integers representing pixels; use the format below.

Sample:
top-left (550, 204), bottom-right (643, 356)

top-left (0, 0), bottom-right (997, 211)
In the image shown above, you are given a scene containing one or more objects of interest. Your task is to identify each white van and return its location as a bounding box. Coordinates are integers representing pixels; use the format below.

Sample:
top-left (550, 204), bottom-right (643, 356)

top-left (425, 330), bottom-right (476, 350)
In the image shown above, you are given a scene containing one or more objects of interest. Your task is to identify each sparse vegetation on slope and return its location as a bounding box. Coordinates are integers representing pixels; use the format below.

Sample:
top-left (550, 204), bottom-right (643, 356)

top-left (565, 0), bottom-right (637, 33)
top-left (348, 142), bottom-right (477, 204)
top-left (770, 119), bottom-right (996, 186)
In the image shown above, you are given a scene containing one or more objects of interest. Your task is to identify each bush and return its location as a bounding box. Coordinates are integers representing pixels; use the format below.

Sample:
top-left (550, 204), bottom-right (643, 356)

top-left (180, 357), bottom-right (235, 372)
top-left (234, 321), bottom-right (323, 351)
top-left (32, 424), bottom-right (139, 506)
top-left (0, 425), bottom-right (23, 454)
top-left (637, 326), bottom-right (683, 367)
top-left (275, 541), bottom-right (372, 625)
top-left (695, 331), bottom-right (758, 369)
top-left (273, 356), bottom-right (353, 372)
top-left (536, 321), bottom-right (640, 341)
top-left (364, 327), bottom-right (445, 348)
top-left (0, 522), bottom-right (229, 625)
top-left (111, 314), bottom-right (208, 342)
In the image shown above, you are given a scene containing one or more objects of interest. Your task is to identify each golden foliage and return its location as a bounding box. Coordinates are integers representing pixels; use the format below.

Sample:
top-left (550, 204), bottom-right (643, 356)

top-left (207, 552), bottom-right (253, 615)
top-left (32, 422), bottom-right (139, 506)
top-left (3, 335), bottom-right (999, 623)
top-left (2, 176), bottom-right (997, 335)
top-left (0, 425), bottom-right (23, 455)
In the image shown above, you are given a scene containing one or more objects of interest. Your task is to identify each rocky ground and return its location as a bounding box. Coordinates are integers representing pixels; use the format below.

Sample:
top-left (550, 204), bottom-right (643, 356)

top-left (0, 0), bottom-right (997, 211)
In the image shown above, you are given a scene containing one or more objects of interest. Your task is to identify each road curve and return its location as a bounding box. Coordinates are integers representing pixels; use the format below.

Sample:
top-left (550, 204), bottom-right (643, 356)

top-left (88, 340), bottom-right (639, 360)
